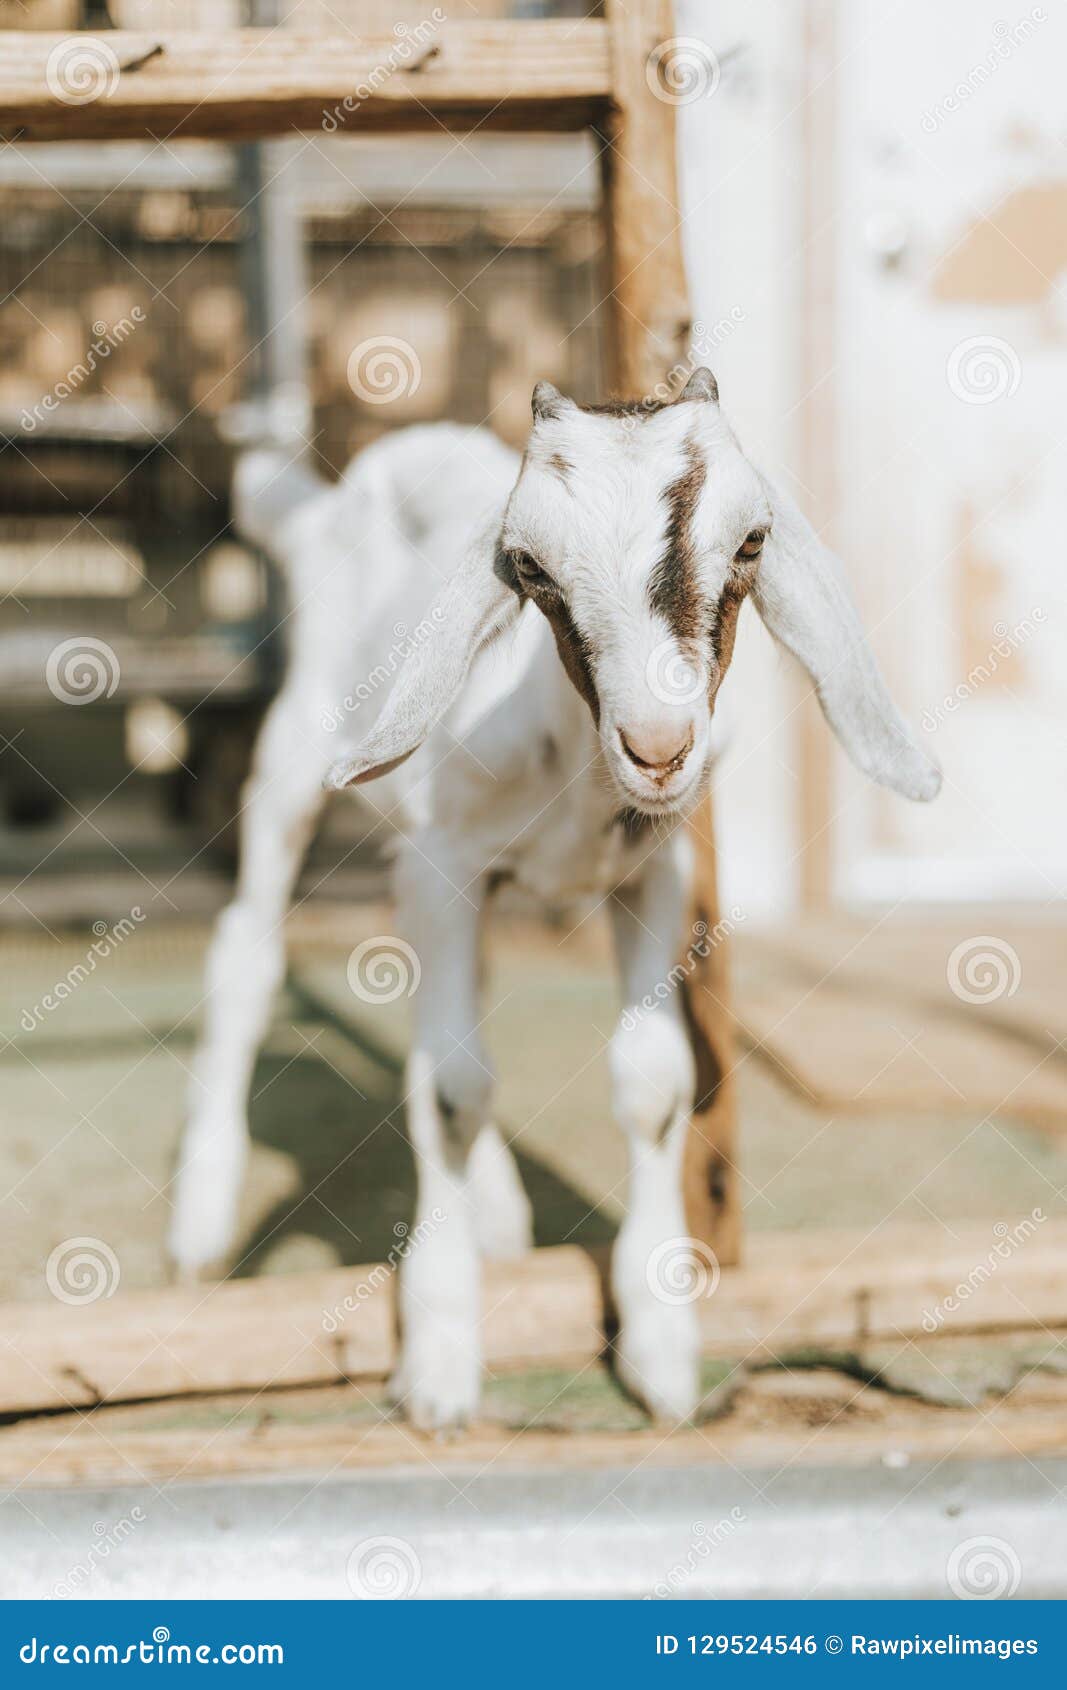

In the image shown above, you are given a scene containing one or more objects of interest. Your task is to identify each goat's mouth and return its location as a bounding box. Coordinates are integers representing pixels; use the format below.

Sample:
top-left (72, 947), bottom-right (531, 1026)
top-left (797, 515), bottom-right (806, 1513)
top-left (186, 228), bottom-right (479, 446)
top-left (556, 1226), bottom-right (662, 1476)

top-left (607, 759), bottom-right (710, 822)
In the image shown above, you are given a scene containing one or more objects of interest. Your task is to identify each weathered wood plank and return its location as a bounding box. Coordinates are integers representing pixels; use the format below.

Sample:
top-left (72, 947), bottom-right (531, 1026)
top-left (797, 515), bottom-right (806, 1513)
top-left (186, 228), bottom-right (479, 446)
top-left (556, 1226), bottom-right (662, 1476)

top-left (6, 1400), bottom-right (1067, 1488)
top-left (737, 919), bottom-right (1067, 1122)
top-left (0, 24), bottom-right (612, 143)
top-left (3, 1222), bottom-right (1064, 1417)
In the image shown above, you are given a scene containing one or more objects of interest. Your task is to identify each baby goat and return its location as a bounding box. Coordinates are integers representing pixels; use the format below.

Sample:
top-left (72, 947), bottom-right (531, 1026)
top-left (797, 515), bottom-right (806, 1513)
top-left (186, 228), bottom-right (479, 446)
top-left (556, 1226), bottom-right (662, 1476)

top-left (169, 370), bottom-right (939, 1430)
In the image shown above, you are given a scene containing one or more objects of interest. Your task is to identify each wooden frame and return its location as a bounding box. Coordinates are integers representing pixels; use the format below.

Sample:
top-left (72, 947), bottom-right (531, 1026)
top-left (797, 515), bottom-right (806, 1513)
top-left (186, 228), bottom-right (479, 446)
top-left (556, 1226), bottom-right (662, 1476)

top-left (0, 0), bottom-right (739, 1263)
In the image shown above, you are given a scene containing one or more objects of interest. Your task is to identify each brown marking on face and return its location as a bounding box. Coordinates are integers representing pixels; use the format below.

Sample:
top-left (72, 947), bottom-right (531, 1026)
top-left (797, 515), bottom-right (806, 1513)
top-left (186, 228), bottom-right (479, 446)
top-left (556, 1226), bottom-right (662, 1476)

top-left (648, 438), bottom-right (708, 644)
top-left (540, 594), bottom-right (600, 725)
top-left (497, 542), bottom-right (600, 724)
top-left (708, 577), bottom-right (749, 696)
top-left (547, 451), bottom-right (573, 483)
top-left (579, 397), bottom-right (668, 419)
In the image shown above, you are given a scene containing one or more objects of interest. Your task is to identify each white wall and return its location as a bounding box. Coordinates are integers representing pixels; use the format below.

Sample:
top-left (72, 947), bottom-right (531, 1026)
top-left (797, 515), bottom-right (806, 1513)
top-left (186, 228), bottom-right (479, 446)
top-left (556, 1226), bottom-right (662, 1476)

top-left (678, 0), bottom-right (1066, 913)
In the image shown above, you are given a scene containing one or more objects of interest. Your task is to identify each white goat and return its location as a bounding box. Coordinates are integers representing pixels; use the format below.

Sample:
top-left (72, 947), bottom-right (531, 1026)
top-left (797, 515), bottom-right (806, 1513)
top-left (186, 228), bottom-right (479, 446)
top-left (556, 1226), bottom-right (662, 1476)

top-left (169, 370), bottom-right (939, 1429)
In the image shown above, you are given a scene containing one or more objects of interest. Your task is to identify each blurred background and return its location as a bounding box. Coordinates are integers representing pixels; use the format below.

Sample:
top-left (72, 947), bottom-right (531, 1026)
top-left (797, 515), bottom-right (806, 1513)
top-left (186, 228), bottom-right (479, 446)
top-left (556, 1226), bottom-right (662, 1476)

top-left (1, 0), bottom-right (1065, 1475)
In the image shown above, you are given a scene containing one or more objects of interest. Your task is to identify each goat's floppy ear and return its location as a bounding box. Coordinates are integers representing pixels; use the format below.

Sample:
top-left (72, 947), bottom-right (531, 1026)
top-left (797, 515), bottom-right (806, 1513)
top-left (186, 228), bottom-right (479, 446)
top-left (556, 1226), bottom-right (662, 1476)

top-left (752, 474), bottom-right (941, 802)
top-left (324, 523), bottom-right (518, 789)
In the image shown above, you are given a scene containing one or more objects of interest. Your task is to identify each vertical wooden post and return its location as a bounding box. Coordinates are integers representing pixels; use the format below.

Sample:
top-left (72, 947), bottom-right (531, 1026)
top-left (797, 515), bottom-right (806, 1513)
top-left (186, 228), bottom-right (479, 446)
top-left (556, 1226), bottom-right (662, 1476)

top-left (600, 0), bottom-right (741, 1264)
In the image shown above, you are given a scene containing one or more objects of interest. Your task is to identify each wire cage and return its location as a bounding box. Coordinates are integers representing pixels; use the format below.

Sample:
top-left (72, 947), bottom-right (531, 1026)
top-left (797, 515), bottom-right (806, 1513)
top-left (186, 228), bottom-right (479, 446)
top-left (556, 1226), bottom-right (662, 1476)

top-left (0, 0), bottom-right (608, 921)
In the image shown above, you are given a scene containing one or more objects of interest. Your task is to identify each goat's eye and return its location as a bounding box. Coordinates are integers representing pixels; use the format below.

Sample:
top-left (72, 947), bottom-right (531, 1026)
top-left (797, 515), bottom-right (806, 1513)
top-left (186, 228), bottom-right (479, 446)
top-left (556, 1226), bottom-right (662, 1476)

top-left (514, 552), bottom-right (557, 594)
top-left (736, 530), bottom-right (766, 561)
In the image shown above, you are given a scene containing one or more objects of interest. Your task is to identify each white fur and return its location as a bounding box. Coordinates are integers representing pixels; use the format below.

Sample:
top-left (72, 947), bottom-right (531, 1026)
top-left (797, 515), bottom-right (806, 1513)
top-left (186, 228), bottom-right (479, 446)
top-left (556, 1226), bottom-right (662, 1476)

top-left (169, 388), bottom-right (938, 1428)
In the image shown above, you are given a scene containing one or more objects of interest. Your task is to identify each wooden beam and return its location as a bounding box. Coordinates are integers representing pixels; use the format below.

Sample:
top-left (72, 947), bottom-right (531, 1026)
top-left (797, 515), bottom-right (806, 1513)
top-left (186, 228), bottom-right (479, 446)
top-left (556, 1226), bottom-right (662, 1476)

top-left (599, 0), bottom-right (741, 1264)
top-left (0, 24), bottom-right (612, 143)
top-left (681, 797), bottom-right (742, 1265)
top-left (6, 1221), bottom-right (1063, 1418)
top-left (598, 0), bottom-right (692, 397)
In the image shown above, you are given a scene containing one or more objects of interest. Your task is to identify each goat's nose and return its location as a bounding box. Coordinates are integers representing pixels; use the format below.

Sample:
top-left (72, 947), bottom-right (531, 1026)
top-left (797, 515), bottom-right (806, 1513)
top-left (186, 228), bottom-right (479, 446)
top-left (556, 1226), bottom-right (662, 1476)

top-left (619, 721), bottom-right (695, 780)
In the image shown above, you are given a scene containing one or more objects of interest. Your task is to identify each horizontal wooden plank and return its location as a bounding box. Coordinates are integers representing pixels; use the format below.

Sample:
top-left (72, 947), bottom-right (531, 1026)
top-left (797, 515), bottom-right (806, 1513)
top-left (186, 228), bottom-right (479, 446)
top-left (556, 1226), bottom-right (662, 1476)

top-left (3, 1221), bottom-right (1065, 1417)
top-left (738, 981), bottom-right (1067, 1124)
top-left (0, 24), bottom-right (612, 142)
top-left (4, 1381), bottom-right (1067, 1488)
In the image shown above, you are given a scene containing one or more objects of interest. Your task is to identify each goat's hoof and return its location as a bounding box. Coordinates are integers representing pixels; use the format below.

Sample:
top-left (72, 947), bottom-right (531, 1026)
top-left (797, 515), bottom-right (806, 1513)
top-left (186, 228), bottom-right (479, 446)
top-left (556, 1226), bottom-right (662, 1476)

top-left (166, 1185), bottom-right (238, 1278)
top-left (615, 1315), bottom-right (702, 1426)
top-left (388, 1342), bottom-right (480, 1434)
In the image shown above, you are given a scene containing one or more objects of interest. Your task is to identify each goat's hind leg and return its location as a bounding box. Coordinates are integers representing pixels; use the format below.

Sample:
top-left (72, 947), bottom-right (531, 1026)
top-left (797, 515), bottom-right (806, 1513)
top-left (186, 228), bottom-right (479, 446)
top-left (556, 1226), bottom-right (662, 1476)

top-left (391, 855), bottom-right (517, 1430)
top-left (168, 689), bottom-right (327, 1277)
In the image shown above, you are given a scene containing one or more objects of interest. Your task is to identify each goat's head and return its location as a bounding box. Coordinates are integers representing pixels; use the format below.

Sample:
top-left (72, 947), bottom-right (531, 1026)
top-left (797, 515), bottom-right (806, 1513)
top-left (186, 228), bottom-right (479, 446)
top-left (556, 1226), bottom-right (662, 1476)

top-left (326, 370), bottom-right (940, 815)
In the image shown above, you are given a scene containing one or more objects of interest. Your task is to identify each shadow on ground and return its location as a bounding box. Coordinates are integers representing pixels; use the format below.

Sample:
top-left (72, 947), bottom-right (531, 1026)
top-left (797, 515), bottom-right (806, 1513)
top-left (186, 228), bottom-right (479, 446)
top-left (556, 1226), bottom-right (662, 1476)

top-left (233, 1011), bottom-right (617, 1278)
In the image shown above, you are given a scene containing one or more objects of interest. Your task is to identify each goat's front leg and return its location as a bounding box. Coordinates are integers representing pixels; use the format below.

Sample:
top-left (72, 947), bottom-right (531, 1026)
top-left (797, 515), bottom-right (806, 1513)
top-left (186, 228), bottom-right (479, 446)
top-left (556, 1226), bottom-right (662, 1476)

top-left (391, 846), bottom-right (502, 1432)
top-left (609, 830), bottom-right (703, 1423)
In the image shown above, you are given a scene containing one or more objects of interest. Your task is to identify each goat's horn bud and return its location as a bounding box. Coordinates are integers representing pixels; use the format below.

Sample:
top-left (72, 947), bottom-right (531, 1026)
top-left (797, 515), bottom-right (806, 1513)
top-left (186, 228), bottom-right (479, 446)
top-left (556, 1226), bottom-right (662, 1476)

top-left (677, 367), bottom-right (718, 403)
